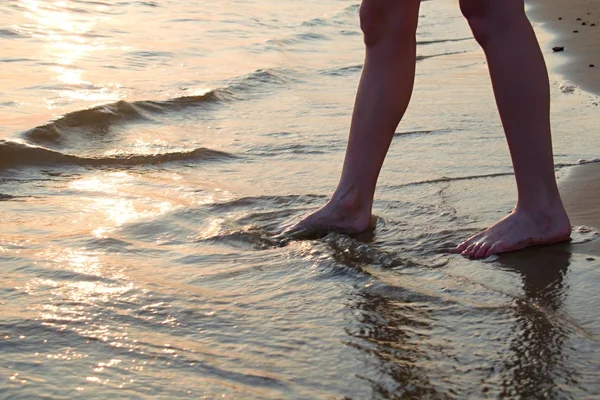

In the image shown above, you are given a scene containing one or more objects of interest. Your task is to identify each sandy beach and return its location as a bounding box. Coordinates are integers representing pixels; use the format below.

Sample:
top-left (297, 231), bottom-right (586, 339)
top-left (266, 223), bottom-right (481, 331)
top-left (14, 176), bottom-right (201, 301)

top-left (528, 0), bottom-right (600, 95)
top-left (527, 0), bottom-right (600, 254)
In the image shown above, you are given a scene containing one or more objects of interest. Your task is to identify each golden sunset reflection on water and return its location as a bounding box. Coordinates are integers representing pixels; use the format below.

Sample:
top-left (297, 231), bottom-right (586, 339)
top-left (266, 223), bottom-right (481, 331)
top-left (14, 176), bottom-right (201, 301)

top-left (4, 0), bottom-right (600, 397)
top-left (20, 246), bottom-right (133, 342)
top-left (67, 172), bottom-right (177, 237)
top-left (17, 0), bottom-right (124, 109)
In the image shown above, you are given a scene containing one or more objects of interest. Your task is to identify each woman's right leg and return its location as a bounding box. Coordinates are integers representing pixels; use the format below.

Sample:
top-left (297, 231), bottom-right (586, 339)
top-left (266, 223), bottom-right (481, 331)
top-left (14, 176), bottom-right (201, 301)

top-left (283, 0), bottom-right (421, 236)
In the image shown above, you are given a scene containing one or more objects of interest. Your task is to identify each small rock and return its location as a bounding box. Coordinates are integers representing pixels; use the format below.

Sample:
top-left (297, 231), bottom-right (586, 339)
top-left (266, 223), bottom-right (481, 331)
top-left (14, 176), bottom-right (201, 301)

top-left (582, 22), bottom-right (587, 25)
top-left (558, 17), bottom-right (562, 20)
top-left (577, 226), bottom-right (592, 233)
top-left (552, 46), bottom-right (565, 52)
top-left (574, 30), bottom-right (579, 33)
top-left (577, 17), bottom-right (582, 21)
top-left (591, 64), bottom-right (596, 68)
top-left (559, 80), bottom-right (577, 93)
top-left (586, 257), bottom-right (595, 261)
top-left (592, 23), bottom-right (597, 27)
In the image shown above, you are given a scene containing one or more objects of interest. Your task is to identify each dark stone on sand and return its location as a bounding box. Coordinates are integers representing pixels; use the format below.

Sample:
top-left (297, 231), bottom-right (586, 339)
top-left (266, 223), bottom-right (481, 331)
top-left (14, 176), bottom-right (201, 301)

top-left (590, 64), bottom-right (595, 68)
top-left (587, 257), bottom-right (595, 261)
top-left (592, 23), bottom-right (597, 26)
top-left (559, 17), bottom-right (563, 20)
top-left (552, 46), bottom-right (565, 52)
top-left (577, 17), bottom-right (582, 20)
top-left (582, 22), bottom-right (587, 25)
top-left (574, 30), bottom-right (579, 33)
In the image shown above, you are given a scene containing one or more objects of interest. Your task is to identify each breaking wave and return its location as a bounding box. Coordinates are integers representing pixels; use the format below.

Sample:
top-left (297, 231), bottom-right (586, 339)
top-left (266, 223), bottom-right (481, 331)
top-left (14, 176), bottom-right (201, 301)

top-left (0, 140), bottom-right (235, 170)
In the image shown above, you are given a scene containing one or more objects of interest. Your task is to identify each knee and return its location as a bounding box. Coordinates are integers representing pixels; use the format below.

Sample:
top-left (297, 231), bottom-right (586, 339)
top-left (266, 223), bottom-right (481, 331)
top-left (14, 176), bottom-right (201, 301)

top-left (460, 0), bottom-right (526, 47)
top-left (359, 0), bottom-right (420, 47)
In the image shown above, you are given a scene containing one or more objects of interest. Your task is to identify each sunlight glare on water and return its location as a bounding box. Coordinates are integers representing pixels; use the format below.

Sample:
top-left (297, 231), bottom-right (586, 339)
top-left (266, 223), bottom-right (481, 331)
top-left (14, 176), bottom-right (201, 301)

top-left (1, 0), bottom-right (600, 398)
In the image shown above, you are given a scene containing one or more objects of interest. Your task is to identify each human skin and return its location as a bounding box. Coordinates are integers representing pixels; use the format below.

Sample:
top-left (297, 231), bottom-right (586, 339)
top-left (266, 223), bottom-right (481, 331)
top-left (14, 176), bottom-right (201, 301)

top-left (282, 0), bottom-right (571, 259)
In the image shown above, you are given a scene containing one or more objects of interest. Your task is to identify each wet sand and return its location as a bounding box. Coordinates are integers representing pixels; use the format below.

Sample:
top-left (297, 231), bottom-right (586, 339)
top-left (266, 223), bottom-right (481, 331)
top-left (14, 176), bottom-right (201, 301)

top-left (560, 164), bottom-right (600, 229)
top-left (526, 0), bottom-right (600, 255)
top-left (528, 0), bottom-right (600, 96)
top-left (559, 164), bottom-right (600, 256)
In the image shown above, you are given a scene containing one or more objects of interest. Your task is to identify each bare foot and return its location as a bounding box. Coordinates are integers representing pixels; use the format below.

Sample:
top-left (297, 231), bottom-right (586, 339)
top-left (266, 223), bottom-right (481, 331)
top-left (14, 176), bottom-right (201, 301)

top-left (455, 205), bottom-right (571, 259)
top-left (277, 199), bottom-right (376, 240)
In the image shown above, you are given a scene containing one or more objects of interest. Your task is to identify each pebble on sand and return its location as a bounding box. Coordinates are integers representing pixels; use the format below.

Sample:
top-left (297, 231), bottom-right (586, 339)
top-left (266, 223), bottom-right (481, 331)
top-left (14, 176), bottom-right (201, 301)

top-left (552, 46), bottom-right (565, 52)
top-left (560, 80), bottom-right (577, 93)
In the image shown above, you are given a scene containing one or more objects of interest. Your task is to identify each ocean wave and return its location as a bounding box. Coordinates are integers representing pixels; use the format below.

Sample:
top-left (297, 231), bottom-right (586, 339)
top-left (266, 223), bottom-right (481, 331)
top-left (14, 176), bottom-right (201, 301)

top-left (394, 129), bottom-right (456, 137)
top-left (320, 52), bottom-right (464, 77)
top-left (227, 68), bottom-right (293, 91)
top-left (197, 226), bottom-right (284, 250)
top-left (22, 68), bottom-right (288, 145)
top-left (208, 194), bottom-right (325, 212)
top-left (418, 37), bottom-right (471, 46)
top-left (245, 142), bottom-right (330, 157)
top-left (301, 18), bottom-right (329, 27)
top-left (258, 33), bottom-right (332, 53)
top-left (388, 172), bottom-right (515, 189)
top-left (23, 91), bottom-right (223, 144)
top-left (379, 161), bottom-right (590, 189)
top-left (0, 140), bottom-right (235, 170)
top-left (320, 64), bottom-right (363, 76)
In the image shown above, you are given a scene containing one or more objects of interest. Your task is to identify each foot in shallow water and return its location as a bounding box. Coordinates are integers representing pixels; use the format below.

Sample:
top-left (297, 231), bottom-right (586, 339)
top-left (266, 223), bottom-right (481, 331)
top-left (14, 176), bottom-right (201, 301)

top-left (277, 201), bottom-right (376, 240)
top-left (454, 205), bottom-right (572, 259)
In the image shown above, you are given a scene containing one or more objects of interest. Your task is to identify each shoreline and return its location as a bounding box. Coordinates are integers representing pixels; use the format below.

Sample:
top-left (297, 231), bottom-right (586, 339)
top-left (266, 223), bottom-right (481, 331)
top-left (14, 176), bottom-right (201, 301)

top-left (560, 163), bottom-right (600, 229)
top-left (559, 163), bottom-right (600, 256)
top-left (527, 0), bottom-right (600, 96)
top-left (526, 0), bottom-right (600, 254)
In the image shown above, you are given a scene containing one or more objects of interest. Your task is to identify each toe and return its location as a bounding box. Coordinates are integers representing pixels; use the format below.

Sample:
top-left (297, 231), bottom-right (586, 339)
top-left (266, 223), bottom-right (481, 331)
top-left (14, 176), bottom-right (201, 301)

top-left (456, 231), bottom-right (485, 253)
top-left (455, 241), bottom-right (469, 253)
top-left (469, 242), bottom-right (484, 257)
top-left (473, 243), bottom-right (492, 259)
top-left (455, 238), bottom-right (474, 253)
top-left (274, 222), bottom-right (303, 238)
top-left (483, 243), bottom-right (501, 258)
top-left (461, 242), bottom-right (479, 257)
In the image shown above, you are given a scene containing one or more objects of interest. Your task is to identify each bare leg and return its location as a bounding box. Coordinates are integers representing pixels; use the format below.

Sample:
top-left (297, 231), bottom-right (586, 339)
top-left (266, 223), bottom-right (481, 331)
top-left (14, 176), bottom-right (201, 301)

top-left (455, 0), bottom-right (571, 258)
top-left (282, 0), bottom-right (422, 238)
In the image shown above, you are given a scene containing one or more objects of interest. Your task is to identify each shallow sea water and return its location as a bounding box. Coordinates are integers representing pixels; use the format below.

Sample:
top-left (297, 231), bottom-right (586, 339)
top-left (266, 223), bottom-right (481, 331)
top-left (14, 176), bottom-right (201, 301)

top-left (1, 0), bottom-right (600, 398)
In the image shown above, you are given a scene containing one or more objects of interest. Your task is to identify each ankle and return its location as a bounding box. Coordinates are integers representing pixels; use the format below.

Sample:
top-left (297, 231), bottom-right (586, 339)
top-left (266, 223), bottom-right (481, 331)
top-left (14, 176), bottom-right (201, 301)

top-left (516, 195), bottom-right (565, 215)
top-left (330, 187), bottom-right (372, 216)
top-left (513, 200), bottom-right (570, 229)
top-left (516, 183), bottom-right (566, 213)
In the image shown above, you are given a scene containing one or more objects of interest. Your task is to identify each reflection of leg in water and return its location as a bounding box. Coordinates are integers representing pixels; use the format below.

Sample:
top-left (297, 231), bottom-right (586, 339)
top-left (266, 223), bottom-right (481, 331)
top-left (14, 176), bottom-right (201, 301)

top-left (454, 0), bottom-right (571, 258)
top-left (348, 290), bottom-right (440, 398)
top-left (495, 250), bottom-right (580, 398)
